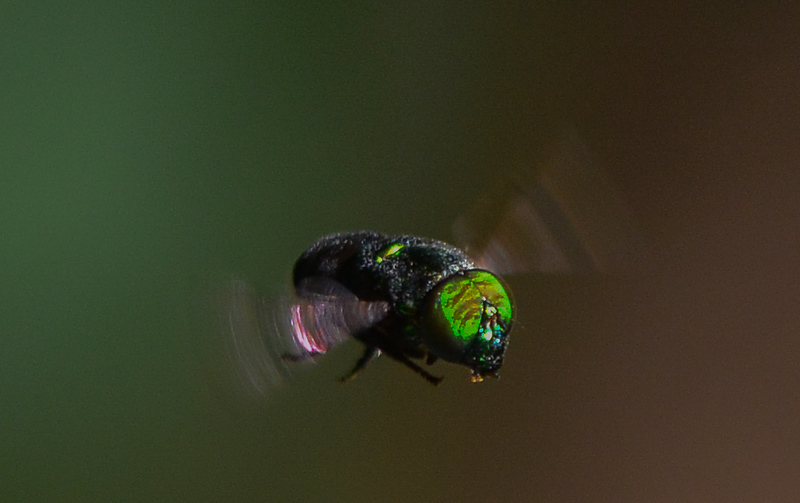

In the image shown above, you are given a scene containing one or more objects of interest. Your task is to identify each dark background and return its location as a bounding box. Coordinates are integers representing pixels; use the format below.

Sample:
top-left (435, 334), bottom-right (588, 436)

top-left (3, 3), bottom-right (800, 501)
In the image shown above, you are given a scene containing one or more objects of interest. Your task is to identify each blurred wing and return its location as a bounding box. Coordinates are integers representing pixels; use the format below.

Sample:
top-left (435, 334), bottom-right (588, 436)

top-left (221, 278), bottom-right (389, 397)
top-left (454, 130), bottom-right (642, 275)
top-left (291, 276), bottom-right (391, 355)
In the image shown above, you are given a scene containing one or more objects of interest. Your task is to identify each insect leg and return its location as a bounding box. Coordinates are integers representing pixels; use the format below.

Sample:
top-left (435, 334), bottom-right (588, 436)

top-left (338, 346), bottom-right (382, 383)
top-left (382, 349), bottom-right (443, 386)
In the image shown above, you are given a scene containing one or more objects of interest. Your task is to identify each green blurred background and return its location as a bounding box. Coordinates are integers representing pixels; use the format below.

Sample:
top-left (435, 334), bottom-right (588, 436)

top-left (4, 2), bottom-right (800, 502)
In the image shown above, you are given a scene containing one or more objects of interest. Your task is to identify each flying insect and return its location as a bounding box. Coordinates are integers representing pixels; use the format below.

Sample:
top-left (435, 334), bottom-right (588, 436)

top-left (222, 132), bottom-right (640, 393)
top-left (290, 231), bottom-right (513, 384)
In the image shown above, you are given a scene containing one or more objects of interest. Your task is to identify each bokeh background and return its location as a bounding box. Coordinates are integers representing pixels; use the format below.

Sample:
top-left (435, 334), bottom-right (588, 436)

top-left (3, 2), bottom-right (800, 501)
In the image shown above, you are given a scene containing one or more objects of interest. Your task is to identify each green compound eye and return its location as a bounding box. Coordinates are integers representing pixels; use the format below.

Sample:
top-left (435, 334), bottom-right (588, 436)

top-left (421, 270), bottom-right (513, 379)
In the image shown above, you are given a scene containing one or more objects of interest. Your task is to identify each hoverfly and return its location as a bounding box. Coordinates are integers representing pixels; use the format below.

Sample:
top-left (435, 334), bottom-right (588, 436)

top-left (222, 131), bottom-right (639, 394)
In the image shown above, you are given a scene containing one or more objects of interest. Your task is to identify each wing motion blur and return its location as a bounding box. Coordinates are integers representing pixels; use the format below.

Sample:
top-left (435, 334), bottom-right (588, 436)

top-left (454, 130), bottom-right (642, 275)
top-left (221, 278), bottom-right (390, 397)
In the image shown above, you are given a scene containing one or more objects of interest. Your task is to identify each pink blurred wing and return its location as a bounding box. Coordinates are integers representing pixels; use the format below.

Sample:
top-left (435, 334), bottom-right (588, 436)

top-left (222, 278), bottom-right (389, 397)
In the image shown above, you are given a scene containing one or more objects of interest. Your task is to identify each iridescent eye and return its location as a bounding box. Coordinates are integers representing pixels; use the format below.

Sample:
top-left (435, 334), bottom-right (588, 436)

top-left (421, 270), bottom-right (513, 377)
